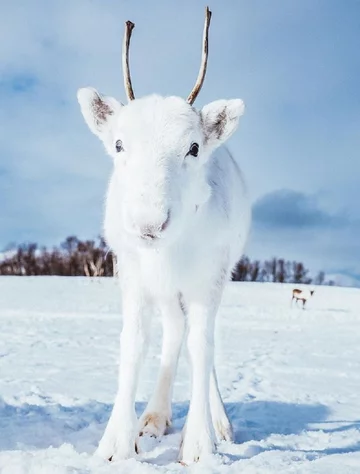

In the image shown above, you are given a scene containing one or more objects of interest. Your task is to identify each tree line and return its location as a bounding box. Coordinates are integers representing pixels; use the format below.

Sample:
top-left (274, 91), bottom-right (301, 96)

top-left (232, 256), bottom-right (330, 285)
top-left (0, 236), bottom-right (115, 277)
top-left (0, 235), bottom-right (331, 284)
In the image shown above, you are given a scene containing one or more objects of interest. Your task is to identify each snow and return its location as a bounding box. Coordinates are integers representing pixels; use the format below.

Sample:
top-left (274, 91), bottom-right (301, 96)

top-left (0, 277), bottom-right (360, 473)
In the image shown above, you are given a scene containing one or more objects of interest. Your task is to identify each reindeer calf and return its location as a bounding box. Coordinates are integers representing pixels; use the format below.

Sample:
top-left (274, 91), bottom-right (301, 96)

top-left (292, 288), bottom-right (315, 309)
top-left (77, 7), bottom-right (250, 464)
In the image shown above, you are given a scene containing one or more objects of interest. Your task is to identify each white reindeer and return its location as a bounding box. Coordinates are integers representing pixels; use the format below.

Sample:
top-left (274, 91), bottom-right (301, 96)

top-left (77, 7), bottom-right (250, 465)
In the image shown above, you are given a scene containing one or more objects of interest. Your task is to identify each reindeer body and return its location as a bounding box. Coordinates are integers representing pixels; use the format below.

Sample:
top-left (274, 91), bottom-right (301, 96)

top-left (77, 7), bottom-right (250, 465)
top-left (292, 288), bottom-right (315, 309)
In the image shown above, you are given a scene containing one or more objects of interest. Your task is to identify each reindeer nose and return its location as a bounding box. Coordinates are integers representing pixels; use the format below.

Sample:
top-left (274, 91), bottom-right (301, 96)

top-left (141, 211), bottom-right (171, 240)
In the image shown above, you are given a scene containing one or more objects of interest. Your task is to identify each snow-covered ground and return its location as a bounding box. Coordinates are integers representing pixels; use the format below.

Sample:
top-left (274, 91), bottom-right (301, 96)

top-left (0, 277), bottom-right (360, 473)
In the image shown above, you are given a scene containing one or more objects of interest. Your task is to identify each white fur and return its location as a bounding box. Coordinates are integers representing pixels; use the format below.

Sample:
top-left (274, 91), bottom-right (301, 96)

top-left (294, 289), bottom-right (313, 300)
top-left (77, 89), bottom-right (251, 464)
top-left (292, 288), bottom-right (315, 309)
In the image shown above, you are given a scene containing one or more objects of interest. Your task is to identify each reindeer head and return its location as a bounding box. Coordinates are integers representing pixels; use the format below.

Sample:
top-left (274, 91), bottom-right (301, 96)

top-left (77, 7), bottom-right (245, 247)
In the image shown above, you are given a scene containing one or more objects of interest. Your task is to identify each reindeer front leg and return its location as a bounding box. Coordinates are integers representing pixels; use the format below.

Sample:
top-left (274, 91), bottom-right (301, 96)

top-left (95, 282), bottom-right (150, 461)
top-left (139, 296), bottom-right (185, 438)
top-left (179, 298), bottom-right (218, 464)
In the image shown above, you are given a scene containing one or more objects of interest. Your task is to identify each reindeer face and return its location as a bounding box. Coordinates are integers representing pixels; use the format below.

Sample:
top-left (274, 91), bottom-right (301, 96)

top-left (77, 89), bottom-right (244, 246)
top-left (77, 6), bottom-right (244, 247)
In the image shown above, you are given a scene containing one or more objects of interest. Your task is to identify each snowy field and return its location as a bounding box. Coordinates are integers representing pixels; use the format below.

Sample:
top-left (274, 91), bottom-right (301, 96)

top-left (1, 277), bottom-right (360, 473)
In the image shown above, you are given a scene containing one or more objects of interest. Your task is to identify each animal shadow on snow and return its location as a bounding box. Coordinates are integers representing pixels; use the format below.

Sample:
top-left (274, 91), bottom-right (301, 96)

top-left (1, 396), bottom-right (360, 463)
top-left (226, 400), bottom-right (360, 461)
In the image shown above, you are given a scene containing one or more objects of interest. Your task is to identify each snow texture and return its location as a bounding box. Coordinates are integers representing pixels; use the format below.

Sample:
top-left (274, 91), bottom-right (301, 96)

top-left (0, 277), bottom-right (360, 473)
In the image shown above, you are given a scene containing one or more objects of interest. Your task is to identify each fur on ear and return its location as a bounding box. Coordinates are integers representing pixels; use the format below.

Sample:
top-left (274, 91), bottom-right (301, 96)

top-left (77, 87), bottom-right (122, 138)
top-left (201, 99), bottom-right (245, 150)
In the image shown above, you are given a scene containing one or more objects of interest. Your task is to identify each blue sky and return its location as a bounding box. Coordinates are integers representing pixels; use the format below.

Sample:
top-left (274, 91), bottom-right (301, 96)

top-left (1, 0), bottom-right (360, 283)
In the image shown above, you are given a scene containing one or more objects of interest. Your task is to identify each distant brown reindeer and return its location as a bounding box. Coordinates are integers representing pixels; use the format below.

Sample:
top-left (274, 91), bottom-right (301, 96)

top-left (292, 288), bottom-right (315, 309)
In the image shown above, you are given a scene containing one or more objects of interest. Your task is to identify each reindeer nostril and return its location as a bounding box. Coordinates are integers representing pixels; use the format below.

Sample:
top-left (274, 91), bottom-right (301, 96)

top-left (160, 211), bottom-right (171, 233)
top-left (140, 211), bottom-right (171, 241)
top-left (142, 232), bottom-right (156, 240)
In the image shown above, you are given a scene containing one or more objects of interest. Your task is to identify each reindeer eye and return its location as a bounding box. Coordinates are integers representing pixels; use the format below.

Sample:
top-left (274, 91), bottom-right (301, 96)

top-left (115, 139), bottom-right (124, 153)
top-left (188, 142), bottom-right (199, 157)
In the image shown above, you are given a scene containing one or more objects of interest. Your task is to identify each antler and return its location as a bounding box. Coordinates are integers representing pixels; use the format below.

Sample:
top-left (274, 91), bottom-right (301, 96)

top-left (123, 7), bottom-right (212, 104)
top-left (187, 7), bottom-right (212, 105)
top-left (122, 20), bottom-right (135, 101)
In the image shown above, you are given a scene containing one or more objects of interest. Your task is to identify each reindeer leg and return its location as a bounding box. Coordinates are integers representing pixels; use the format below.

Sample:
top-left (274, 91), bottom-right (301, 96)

top-left (139, 295), bottom-right (185, 438)
top-left (210, 367), bottom-right (233, 442)
top-left (95, 268), bottom-right (151, 461)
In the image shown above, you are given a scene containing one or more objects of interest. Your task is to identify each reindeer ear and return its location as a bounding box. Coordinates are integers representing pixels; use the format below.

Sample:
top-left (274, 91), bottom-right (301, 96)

top-left (77, 87), bottom-right (122, 139)
top-left (201, 99), bottom-right (245, 150)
